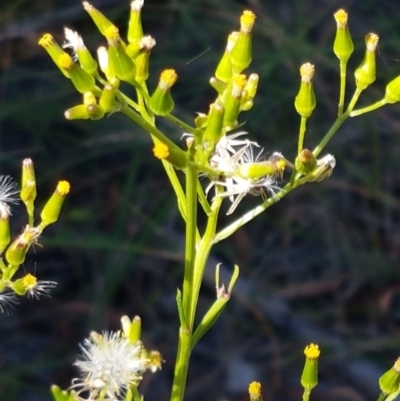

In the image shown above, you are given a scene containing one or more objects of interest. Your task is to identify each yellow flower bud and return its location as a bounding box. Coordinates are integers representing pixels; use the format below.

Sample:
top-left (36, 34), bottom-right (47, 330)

top-left (223, 74), bottom-right (247, 129)
top-left (385, 75), bottom-right (400, 104)
top-left (64, 105), bottom-right (90, 120)
top-left (248, 381), bottom-right (262, 401)
top-left (6, 226), bottom-right (41, 266)
top-left (106, 26), bottom-right (136, 84)
top-left (83, 2), bottom-right (116, 36)
top-left (134, 36), bottom-right (156, 83)
top-left (149, 69), bottom-right (178, 116)
top-left (295, 63), bottom-right (316, 118)
top-left (379, 358), bottom-right (400, 395)
top-left (128, 0), bottom-right (144, 43)
top-left (38, 34), bottom-right (71, 78)
top-left (354, 33), bottom-right (379, 91)
top-left (333, 9), bottom-right (354, 63)
top-left (230, 11), bottom-right (256, 73)
top-left (215, 32), bottom-right (239, 83)
top-left (301, 343), bottom-right (320, 391)
top-left (40, 181), bottom-right (70, 229)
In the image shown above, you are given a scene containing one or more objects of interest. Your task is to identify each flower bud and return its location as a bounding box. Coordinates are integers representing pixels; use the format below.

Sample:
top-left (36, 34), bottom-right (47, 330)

top-left (99, 84), bottom-right (117, 113)
top-left (152, 142), bottom-right (188, 169)
top-left (128, 0), bottom-right (144, 43)
top-left (64, 28), bottom-right (98, 76)
top-left (240, 73), bottom-right (259, 111)
top-left (97, 46), bottom-right (116, 80)
top-left (21, 158), bottom-right (37, 204)
top-left (121, 315), bottom-right (142, 343)
top-left (194, 113), bottom-right (207, 128)
top-left (58, 53), bottom-right (95, 93)
top-left (295, 63), bottom-right (316, 118)
top-left (230, 11), bottom-right (256, 73)
top-left (6, 226), bottom-right (41, 266)
top-left (354, 33), bottom-right (379, 91)
top-left (209, 77), bottom-right (227, 95)
top-left (87, 104), bottom-right (105, 120)
top-left (223, 74), bottom-right (247, 129)
top-left (248, 381), bottom-right (262, 401)
top-left (379, 358), bottom-right (400, 395)
top-left (149, 69), bottom-right (178, 116)
top-left (134, 36), bottom-right (156, 83)
top-left (38, 34), bottom-right (71, 78)
top-left (384, 75), bottom-right (400, 104)
top-left (0, 213), bottom-right (10, 254)
top-left (64, 105), bottom-right (90, 120)
top-left (295, 149), bottom-right (317, 175)
top-left (11, 273), bottom-right (36, 296)
top-left (106, 26), bottom-right (136, 84)
top-left (215, 32), bottom-right (239, 83)
top-left (301, 343), bottom-right (320, 391)
top-left (40, 181), bottom-right (70, 229)
top-left (237, 158), bottom-right (286, 180)
top-left (201, 102), bottom-right (225, 156)
top-left (333, 9), bottom-right (354, 63)
top-left (83, 2), bottom-right (115, 36)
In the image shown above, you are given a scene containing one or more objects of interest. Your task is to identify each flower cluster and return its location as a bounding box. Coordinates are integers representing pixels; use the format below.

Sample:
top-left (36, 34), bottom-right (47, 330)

top-left (206, 132), bottom-right (285, 214)
top-left (69, 317), bottom-right (162, 401)
top-left (0, 159), bottom-right (70, 313)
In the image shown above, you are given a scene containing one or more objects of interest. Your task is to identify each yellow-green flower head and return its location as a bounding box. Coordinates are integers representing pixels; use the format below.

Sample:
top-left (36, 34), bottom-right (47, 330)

top-left (64, 104), bottom-right (90, 120)
top-left (215, 31), bottom-right (239, 83)
top-left (379, 357), bottom-right (400, 395)
top-left (230, 11), bottom-right (256, 73)
top-left (38, 34), bottom-right (71, 78)
top-left (5, 225), bottom-right (42, 266)
top-left (354, 33), bottom-right (379, 91)
top-left (385, 75), bottom-right (400, 104)
top-left (83, 1), bottom-right (116, 36)
top-left (21, 158), bottom-right (37, 206)
top-left (40, 180), bottom-right (70, 228)
top-left (135, 36), bottom-right (156, 82)
top-left (223, 74), bottom-right (247, 128)
top-left (128, 0), bottom-right (145, 43)
top-left (203, 102), bottom-right (225, 150)
top-left (147, 350), bottom-right (163, 373)
top-left (121, 315), bottom-right (142, 343)
top-left (105, 26), bottom-right (137, 84)
top-left (153, 142), bottom-right (170, 160)
top-left (295, 63), bottom-right (316, 118)
top-left (333, 9), bottom-right (354, 63)
top-left (63, 27), bottom-right (98, 76)
top-left (240, 10), bottom-right (256, 34)
top-left (248, 381), bottom-right (262, 401)
top-left (149, 69), bottom-right (178, 116)
top-left (58, 53), bottom-right (96, 93)
top-left (295, 149), bottom-right (317, 175)
top-left (12, 273), bottom-right (57, 299)
top-left (301, 343), bottom-right (320, 391)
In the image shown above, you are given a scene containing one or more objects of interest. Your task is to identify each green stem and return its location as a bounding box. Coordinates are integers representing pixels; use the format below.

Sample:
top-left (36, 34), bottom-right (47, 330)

top-left (182, 162), bottom-right (198, 323)
top-left (350, 98), bottom-right (387, 117)
top-left (376, 393), bottom-right (386, 401)
top-left (170, 326), bottom-right (191, 401)
top-left (302, 389), bottom-right (311, 401)
top-left (188, 196), bottom-right (222, 328)
top-left (312, 110), bottom-right (350, 158)
top-left (346, 88), bottom-right (363, 112)
top-left (298, 116), bottom-right (307, 154)
top-left (120, 105), bottom-right (187, 164)
top-left (338, 61), bottom-right (347, 117)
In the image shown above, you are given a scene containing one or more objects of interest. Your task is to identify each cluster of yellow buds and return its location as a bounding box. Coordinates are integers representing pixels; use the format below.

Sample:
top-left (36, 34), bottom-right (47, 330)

top-left (0, 159), bottom-right (70, 311)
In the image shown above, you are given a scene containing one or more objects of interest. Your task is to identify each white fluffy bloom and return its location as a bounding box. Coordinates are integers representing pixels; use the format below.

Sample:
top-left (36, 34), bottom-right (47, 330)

top-left (0, 290), bottom-right (18, 313)
top-left (208, 135), bottom-right (283, 214)
top-left (72, 332), bottom-right (149, 400)
top-left (0, 175), bottom-right (19, 218)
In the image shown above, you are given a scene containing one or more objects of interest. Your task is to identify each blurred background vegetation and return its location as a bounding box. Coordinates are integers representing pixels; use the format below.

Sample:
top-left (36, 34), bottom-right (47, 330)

top-left (1, 0), bottom-right (400, 400)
